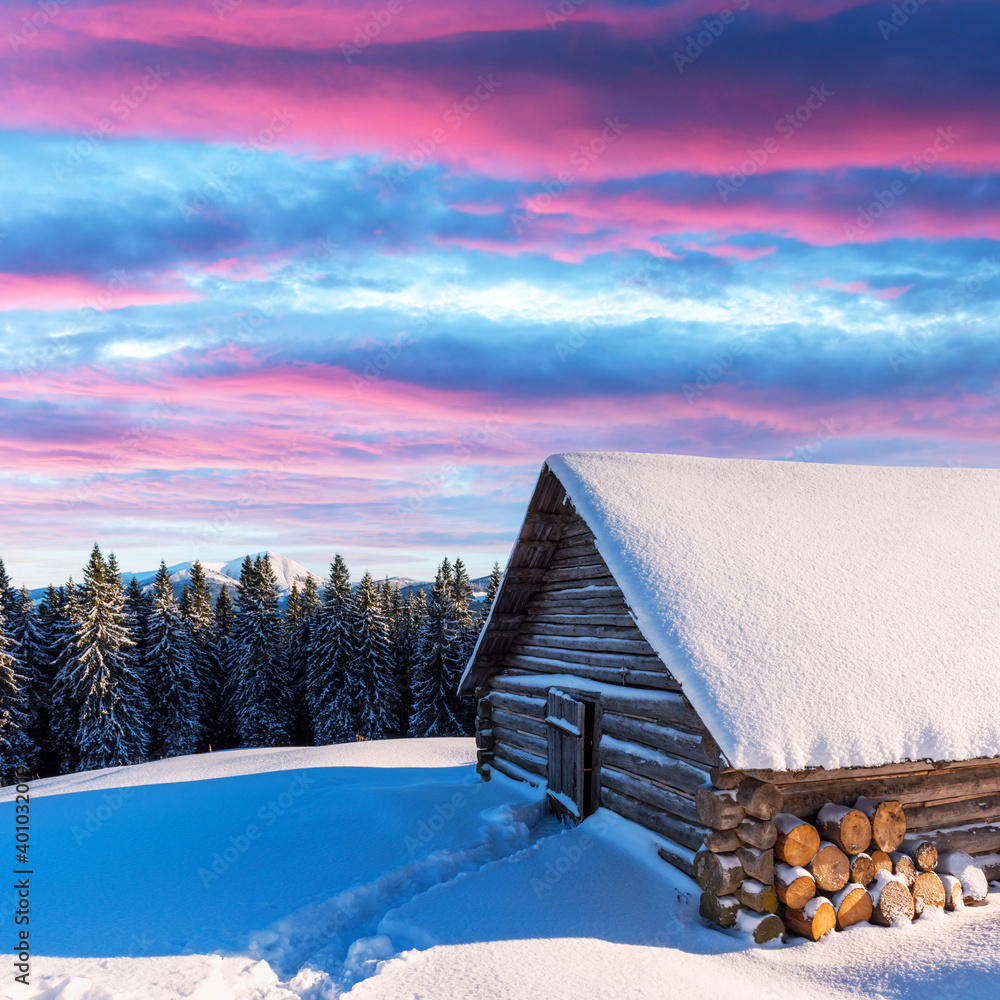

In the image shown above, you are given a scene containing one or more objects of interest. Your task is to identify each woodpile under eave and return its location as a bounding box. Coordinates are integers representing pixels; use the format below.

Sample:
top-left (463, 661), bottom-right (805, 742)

top-left (692, 771), bottom-right (993, 944)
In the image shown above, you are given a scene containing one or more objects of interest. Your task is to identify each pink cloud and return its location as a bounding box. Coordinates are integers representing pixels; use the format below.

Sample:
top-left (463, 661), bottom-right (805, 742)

top-left (11, 0), bottom-right (886, 55)
top-left (0, 273), bottom-right (201, 312)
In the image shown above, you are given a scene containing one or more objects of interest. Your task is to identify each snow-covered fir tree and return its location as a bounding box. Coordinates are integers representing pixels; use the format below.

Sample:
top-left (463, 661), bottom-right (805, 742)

top-left (481, 562), bottom-right (502, 622)
top-left (451, 558), bottom-right (475, 624)
top-left (8, 587), bottom-right (50, 771)
top-left (283, 582), bottom-right (305, 742)
top-left (339, 572), bottom-right (399, 740)
top-left (0, 559), bottom-right (16, 620)
top-left (386, 583), bottom-right (408, 731)
top-left (230, 555), bottom-right (288, 747)
top-left (0, 595), bottom-right (33, 776)
top-left (46, 581), bottom-right (81, 768)
top-left (30, 586), bottom-right (64, 773)
top-left (212, 585), bottom-right (237, 748)
top-left (147, 561), bottom-right (198, 757)
top-left (307, 555), bottom-right (354, 744)
top-left (410, 560), bottom-right (467, 736)
top-left (284, 577), bottom-right (321, 745)
top-left (124, 575), bottom-right (152, 678)
top-left (52, 546), bottom-right (148, 772)
top-left (184, 561), bottom-right (223, 750)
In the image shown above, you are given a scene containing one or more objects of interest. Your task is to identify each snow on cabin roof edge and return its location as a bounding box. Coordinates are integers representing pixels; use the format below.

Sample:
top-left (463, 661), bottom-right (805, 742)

top-left (545, 451), bottom-right (1000, 773)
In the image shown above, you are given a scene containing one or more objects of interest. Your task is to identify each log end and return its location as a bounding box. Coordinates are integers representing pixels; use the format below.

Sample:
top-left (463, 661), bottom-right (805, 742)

top-left (912, 871), bottom-right (946, 917)
top-left (786, 897), bottom-right (836, 941)
top-left (834, 884), bottom-right (873, 930)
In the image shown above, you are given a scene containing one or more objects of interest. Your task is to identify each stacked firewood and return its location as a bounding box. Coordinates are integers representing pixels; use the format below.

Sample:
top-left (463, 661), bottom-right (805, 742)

top-left (695, 779), bottom-right (990, 942)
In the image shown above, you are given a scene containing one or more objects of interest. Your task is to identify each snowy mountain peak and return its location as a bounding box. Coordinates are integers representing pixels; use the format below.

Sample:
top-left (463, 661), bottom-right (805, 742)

top-left (117, 551), bottom-right (325, 603)
top-left (219, 551), bottom-right (325, 594)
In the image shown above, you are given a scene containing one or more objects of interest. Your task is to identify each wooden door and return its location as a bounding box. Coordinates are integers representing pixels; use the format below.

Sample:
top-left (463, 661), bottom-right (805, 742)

top-left (546, 690), bottom-right (594, 822)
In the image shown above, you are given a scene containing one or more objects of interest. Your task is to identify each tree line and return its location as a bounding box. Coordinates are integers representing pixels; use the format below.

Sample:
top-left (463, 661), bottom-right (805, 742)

top-left (0, 547), bottom-right (501, 779)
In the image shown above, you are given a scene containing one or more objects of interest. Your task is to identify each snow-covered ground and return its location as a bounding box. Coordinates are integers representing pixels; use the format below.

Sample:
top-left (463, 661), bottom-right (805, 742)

top-left (2, 740), bottom-right (997, 999)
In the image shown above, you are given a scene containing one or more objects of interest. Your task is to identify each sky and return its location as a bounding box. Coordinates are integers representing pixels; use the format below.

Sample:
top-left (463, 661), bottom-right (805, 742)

top-left (1, 0), bottom-right (998, 588)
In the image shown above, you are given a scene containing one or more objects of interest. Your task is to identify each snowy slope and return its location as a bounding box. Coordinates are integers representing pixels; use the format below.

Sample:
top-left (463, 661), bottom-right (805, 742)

top-left (545, 451), bottom-right (1000, 772)
top-left (1, 740), bottom-right (997, 1000)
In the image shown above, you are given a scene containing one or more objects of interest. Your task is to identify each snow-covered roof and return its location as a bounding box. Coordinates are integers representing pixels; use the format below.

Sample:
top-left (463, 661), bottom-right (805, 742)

top-left (545, 452), bottom-right (1000, 772)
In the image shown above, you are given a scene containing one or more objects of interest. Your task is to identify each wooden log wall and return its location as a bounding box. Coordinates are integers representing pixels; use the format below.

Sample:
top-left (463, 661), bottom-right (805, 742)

top-left (503, 519), bottom-right (683, 692)
top-left (481, 501), bottom-right (718, 875)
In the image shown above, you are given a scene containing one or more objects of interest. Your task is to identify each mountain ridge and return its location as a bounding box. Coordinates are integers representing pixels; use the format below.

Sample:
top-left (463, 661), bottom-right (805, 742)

top-left (27, 551), bottom-right (490, 606)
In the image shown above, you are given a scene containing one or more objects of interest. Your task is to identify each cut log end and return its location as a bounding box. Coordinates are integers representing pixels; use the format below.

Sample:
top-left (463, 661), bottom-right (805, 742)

top-left (737, 816), bottom-right (778, 851)
top-left (735, 776), bottom-right (784, 822)
top-left (889, 852), bottom-right (918, 889)
top-left (699, 891), bottom-right (740, 928)
top-left (736, 878), bottom-right (778, 914)
top-left (901, 838), bottom-right (938, 873)
top-left (855, 798), bottom-right (907, 854)
top-left (694, 850), bottom-right (745, 896)
top-left (736, 845), bottom-right (774, 886)
top-left (710, 767), bottom-right (744, 790)
top-left (911, 871), bottom-right (946, 917)
top-left (831, 883), bottom-right (874, 930)
top-left (773, 813), bottom-right (821, 867)
top-left (696, 786), bottom-right (745, 831)
top-left (849, 852), bottom-right (876, 887)
top-left (735, 909), bottom-right (785, 944)
top-left (785, 898), bottom-right (836, 941)
top-left (807, 841), bottom-right (850, 893)
top-left (817, 804), bottom-right (872, 856)
top-left (703, 828), bottom-right (742, 854)
top-left (869, 878), bottom-right (915, 926)
top-left (870, 850), bottom-right (893, 876)
top-left (775, 862), bottom-right (816, 910)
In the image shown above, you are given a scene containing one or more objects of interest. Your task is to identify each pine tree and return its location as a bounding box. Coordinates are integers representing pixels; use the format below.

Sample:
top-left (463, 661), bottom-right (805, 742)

top-left (282, 582), bottom-right (305, 743)
top-left (340, 572), bottom-right (398, 740)
top-left (386, 584), bottom-right (407, 732)
top-left (212, 586), bottom-right (237, 748)
top-left (450, 557), bottom-right (479, 726)
top-left (231, 555), bottom-right (288, 747)
top-left (0, 595), bottom-right (33, 777)
top-left (147, 562), bottom-right (197, 757)
top-left (31, 585), bottom-right (63, 774)
top-left (481, 562), bottom-right (502, 621)
top-left (8, 587), bottom-right (49, 772)
top-left (185, 562), bottom-right (223, 750)
top-left (286, 576), bottom-right (321, 745)
top-left (410, 561), bottom-right (466, 737)
top-left (308, 555), bottom-right (354, 744)
top-left (301, 576), bottom-right (322, 617)
top-left (124, 576), bottom-right (153, 680)
top-left (0, 558), bottom-right (16, 619)
top-left (52, 546), bottom-right (148, 772)
top-left (47, 580), bottom-right (82, 769)
top-left (452, 558), bottom-right (475, 627)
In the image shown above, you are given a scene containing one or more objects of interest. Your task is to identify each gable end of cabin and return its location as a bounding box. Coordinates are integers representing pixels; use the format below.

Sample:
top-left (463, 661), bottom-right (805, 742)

top-left (464, 464), bottom-right (721, 872)
top-left (463, 459), bottom-right (1000, 943)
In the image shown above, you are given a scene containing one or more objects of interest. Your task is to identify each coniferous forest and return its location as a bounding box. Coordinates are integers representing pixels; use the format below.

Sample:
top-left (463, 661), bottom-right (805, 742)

top-left (0, 548), bottom-right (502, 780)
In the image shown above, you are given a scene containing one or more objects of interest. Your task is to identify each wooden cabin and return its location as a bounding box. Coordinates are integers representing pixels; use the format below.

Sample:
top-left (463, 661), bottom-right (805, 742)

top-left (459, 452), bottom-right (1000, 935)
